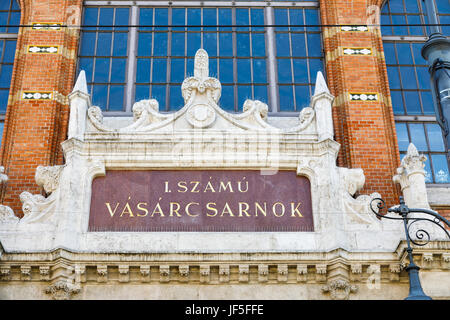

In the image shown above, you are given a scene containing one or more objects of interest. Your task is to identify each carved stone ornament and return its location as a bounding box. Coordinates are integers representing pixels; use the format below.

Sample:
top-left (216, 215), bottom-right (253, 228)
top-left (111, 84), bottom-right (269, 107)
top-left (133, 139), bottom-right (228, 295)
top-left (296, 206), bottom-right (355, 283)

top-left (45, 281), bottom-right (80, 300)
top-left (35, 165), bottom-right (65, 194)
top-left (322, 280), bottom-right (358, 300)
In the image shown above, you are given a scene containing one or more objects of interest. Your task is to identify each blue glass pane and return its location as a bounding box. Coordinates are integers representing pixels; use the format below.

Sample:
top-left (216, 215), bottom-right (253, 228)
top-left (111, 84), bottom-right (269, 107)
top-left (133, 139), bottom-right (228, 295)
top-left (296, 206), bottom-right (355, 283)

top-left (236, 33), bottom-right (250, 56)
top-left (396, 43), bottom-right (413, 64)
top-left (295, 85), bottom-right (310, 110)
top-left (92, 85), bottom-right (108, 110)
top-left (219, 59), bottom-right (233, 83)
top-left (421, 91), bottom-right (435, 115)
top-left (0, 90), bottom-right (8, 113)
top-left (0, 13), bottom-right (7, 32)
top-left (188, 8), bottom-right (201, 31)
top-left (380, 15), bottom-right (392, 35)
top-left (387, 66), bottom-right (401, 89)
top-left (424, 157), bottom-right (433, 183)
top-left (139, 8), bottom-right (153, 31)
top-left (309, 59), bottom-right (323, 83)
top-left (220, 85), bottom-right (234, 111)
top-left (395, 123), bottom-right (409, 151)
top-left (405, 0), bottom-right (419, 13)
top-left (170, 85), bottom-right (183, 110)
top-left (236, 9), bottom-right (249, 31)
top-left (209, 58), bottom-right (217, 78)
top-left (0, 41), bottom-right (3, 62)
top-left (152, 59), bottom-right (167, 83)
top-left (219, 8), bottom-right (232, 31)
top-left (136, 59), bottom-right (150, 83)
top-left (99, 8), bottom-right (114, 30)
top-left (171, 33), bottom-right (185, 56)
top-left (171, 59), bottom-right (185, 83)
top-left (153, 33), bottom-right (168, 56)
top-left (109, 85), bottom-right (124, 111)
top-left (138, 33), bottom-right (152, 56)
top-left (276, 33), bottom-right (290, 57)
top-left (0, 64), bottom-right (12, 88)
top-left (135, 85), bottom-right (149, 101)
top-left (8, 12), bottom-right (20, 33)
top-left (203, 8), bottom-right (216, 31)
top-left (78, 58), bottom-right (94, 82)
top-left (115, 8), bottom-right (129, 31)
top-left (383, 43), bottom-right (396, 63)
top-left (96, 33), bottom-right (112, 56)
top-left (409, 123), bottom-right (428, 151)
top-left (392, 15), bottom-right (408, 35)
top-left (416, 67), bottom-right (431, 89)
top-left (404, 91), bottom-right (421, 114)
top-left (391, 91), bottom-right (404, 114)
top-left (427, 124), bottom-right (445, 151)
top-left (277, 59), bottom-right (292, 83)
top-left (291, 33), bottom-right (306, 57)
top-left (307, 34), bottom-right (322, 57)
top-left (412, 43), bottom-right (427, 65)
top-left (400, 66), bottom-right (417, 89)
top-left (3, 40), bottom-right (16, 63)
top-left (0, 0), bottom-right (10, 10)
top-left (254, 85), bottom-right (267, 104)
top-left (219, 33), bottom-right (233, 57)
top-left (0, 121), bottom-right (3, 145)
top-left (186, 58), bottom-right (194, 77)
top-left (110, 59), bottom-right (126, 83)
top-left (252, 33), bottom-right (266, 57)
top-left (84, 8), bottom-right (98, 27)
top-left (437, 0), bottom-right (450, 12)
top-left (151, 85), bottom-right (166, 109)
top-left (172, 8), bottom-right (185, 29)
top-left (274, 9), bottom-right (289, 31)
top-left (94, 58), bottom-right (110, 83)
top-left (251, 9), bottom-right (265, 32)
top-left (155, 9), bottom-right (168, 30)
top-left (431, 155), bottom-right (450, 183)
top-left (279, 85), bottom-right (295, 111)
top-left (439, 15), bottom-right (450, 36)
top-left (389, 0), bottom-right (405, 13)
top-left (253, 59), bottom-right (267, 83)
top-left (238, 85), bottom-right (252, 109)
top-left (12, 0), bottom-right (19, 10)
top-left (305, 9), bottom-right (320, 32)
top-left (237, 59), bottom-right (251, 83)
top-left (292, 59), bottom-right (308, 83)
top-left (113, 33), bottom-right (128, 56)
top-left (80, 33), bottom-right (96, 56)
top-left (407, 15), bottom-right (423, 35)
top-left (204, 32), bottom-right (217, 57)
top-left (289, 9), bottom-right (303, 32)
top-left (187, 33), bottom-right (201, 56)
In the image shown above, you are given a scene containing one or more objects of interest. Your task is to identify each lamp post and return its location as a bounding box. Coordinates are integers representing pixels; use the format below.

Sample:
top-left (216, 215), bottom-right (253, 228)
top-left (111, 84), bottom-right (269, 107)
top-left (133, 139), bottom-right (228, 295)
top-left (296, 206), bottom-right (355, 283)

top-left (421, 0), bottom-right (450, 163)
top-left (370, 196), bottom-right (450, 300)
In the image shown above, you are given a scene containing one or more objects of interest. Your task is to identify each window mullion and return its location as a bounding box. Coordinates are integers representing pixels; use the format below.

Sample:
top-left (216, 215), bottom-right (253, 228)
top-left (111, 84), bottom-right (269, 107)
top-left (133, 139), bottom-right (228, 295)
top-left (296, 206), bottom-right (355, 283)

top-left (126, 5), bottom-right (139, 112)
top-left (265, 6), bottom-right (278, 113)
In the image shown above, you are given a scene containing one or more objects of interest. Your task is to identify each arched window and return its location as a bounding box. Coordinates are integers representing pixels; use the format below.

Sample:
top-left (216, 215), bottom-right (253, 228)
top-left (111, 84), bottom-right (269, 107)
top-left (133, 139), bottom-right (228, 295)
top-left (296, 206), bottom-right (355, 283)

top-left (382, 0), bottom-right (450, 183)
top-left (77, 0), bottom-right (324, 114)
top-left (0, 0), bottom-right (20, 144)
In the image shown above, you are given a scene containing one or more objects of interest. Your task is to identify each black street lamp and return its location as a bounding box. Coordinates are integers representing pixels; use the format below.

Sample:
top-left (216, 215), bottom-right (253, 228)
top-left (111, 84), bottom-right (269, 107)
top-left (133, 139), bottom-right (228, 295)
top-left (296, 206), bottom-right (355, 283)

top-left (370, 197), bottom-right (450, 300)
top-left (421, 0), bottom-right (450, 163)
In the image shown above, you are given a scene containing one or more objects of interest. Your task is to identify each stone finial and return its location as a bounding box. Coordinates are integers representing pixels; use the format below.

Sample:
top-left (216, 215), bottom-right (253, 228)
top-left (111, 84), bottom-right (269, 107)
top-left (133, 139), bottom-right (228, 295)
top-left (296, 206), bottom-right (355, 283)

top-left (194, 49), bottom-right (209, 80)
top-left (0, 166), bottom-right (8, 184)
top-left (72, 70), bottom-right (88, 95)
top-left (393, 143), bottom-right (430, 209)
top-left (311, 71), bottom-right (334, 142)
top-left (314, 71), bottom-right (331, 96)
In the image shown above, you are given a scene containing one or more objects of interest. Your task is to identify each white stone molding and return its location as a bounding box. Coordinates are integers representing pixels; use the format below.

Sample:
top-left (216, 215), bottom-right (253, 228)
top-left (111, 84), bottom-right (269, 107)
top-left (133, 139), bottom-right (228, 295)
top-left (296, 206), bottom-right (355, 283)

top-left (239, 265), bottom-right (249, 283)
top-left (20, 266), bottom-right (31, 281)
top-left (160, 265), bottom-right (170, 283)
top-left (277, 264), bottom-right (288, 282)
top-left (35, 165), bottom-right (65, 194)
top-left (258, 264), bottom-right (268, 282)
top-left (45, 280), bottom-right (80, 300)
top-left (39, 266), bottom-right (50, 281)
top-left (321, 279), bottom-right (358, 300)
top-left (68, 70), bottom-right (90, 141)
top-left (200, 265), bottom-right (210, 283)
top-left (119, 265), bottom-right (130, 283)
top-left (179, 265), bottom-right (190, 280)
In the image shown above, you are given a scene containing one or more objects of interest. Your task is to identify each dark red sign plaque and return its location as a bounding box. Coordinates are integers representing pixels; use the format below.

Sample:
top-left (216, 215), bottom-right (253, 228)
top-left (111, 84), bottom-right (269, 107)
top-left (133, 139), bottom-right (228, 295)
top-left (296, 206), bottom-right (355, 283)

top-left (88, 170), bottom-right (313, 232)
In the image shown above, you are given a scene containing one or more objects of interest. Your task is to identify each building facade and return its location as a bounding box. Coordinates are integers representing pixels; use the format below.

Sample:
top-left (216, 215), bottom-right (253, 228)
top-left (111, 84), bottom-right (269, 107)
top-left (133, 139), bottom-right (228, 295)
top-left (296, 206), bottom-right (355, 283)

top-left (0, 0), bottom-right (449, 300)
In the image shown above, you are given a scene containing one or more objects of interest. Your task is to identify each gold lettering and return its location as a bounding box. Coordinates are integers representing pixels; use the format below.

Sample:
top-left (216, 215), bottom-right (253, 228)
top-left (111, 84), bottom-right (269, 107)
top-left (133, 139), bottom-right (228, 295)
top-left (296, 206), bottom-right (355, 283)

top-left (237, 178), bottom-right (248, 193)
top-left (204, 181), bottom-right (216, 193)
top-left (136, 202), bottom-right (149, 217)
top-left (105, 202), bottom-right (120, 217)
top-left (164, 181), bottom-right (171, 193)
top-left (120, 202), bottom-right (134, 217)
top-left (177, 181), bottom-right (188, 193)
top-left (190, 181), bottom-right (201, 193)
top-left (238, 202), bottom-right (251, 217)
top-left (219, 181), bottom-right (234, 193)
top-left (151, 202), bottom-right (165, 217)
top-left (255, 202), bottom-right (267, 217)
top-left (272, 202), bottom-right (285, 217)
top-left (169, 202), bottom-right (182, 217)
top-left (206, 202), bottom-right (218, 217)
top-left (185, 202), bottom-right (200, 217)
top-left (221, 203), bottom-right (234, 217)
top-left (290, 202), bottom-right (303, 217)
